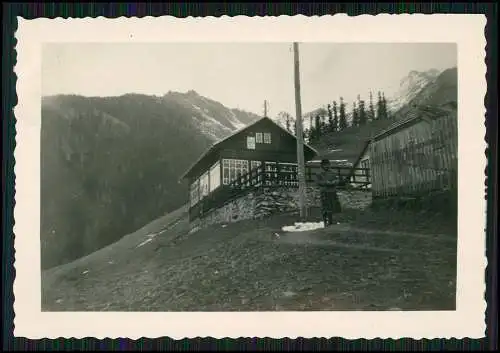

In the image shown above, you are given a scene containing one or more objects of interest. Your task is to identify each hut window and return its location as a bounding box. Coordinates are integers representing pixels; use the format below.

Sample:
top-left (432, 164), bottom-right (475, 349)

top-left (247, 136), bottom-right (256, 150)
top-left (264, 132), bottom-right (272, 144)
top-left (209, 161), bottom-right (221, 192)
top-left (190, 179), bottom-right (200, 206)
top-left (199, 172), bottom-right (209, 198)
top-left (255, 133), bottom-right (263, 143)
top-left (222, 159), bottom-right (249, 185)
top-left (251, 160), bottom-right (262, 171)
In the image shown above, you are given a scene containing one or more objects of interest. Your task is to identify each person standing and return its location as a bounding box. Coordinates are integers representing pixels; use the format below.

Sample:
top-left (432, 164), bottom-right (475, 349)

top-left (315, 159), bottom-right (343, 226)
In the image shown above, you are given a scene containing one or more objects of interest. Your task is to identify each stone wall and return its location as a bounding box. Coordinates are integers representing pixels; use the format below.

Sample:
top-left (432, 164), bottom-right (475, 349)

top-left (190, 186), bottom-right (372, 231)
top-left (254, 186), bottom-right (320, 219)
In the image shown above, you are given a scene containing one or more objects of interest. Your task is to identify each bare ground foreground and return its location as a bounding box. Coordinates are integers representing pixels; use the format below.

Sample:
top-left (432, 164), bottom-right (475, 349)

top-left (41, 206), bottom-right (457, 311)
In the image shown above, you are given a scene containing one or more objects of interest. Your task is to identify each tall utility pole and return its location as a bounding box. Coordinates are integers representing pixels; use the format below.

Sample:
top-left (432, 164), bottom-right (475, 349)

top-left (264, 100), bottom-right (268, 117)
top-left (293, 42), bottom-right (308, 220)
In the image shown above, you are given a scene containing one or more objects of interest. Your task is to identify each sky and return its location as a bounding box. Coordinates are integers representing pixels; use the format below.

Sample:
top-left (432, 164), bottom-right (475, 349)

top-left (42, 43), bottom-right (457, 116)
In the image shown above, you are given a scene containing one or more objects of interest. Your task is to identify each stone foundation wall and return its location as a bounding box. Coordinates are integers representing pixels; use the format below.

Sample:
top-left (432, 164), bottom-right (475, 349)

top-left (190, 186), bottom-right (372, 231)
top-left (254, 186), bottom-right (320, 219)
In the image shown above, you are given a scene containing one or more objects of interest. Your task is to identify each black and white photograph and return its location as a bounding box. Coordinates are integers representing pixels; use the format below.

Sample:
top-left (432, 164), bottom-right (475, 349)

top-left (13, 15), bottom-right (486, 339)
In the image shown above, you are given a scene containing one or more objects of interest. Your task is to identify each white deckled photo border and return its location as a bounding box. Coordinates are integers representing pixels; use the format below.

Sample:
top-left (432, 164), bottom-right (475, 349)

top-left (13, 14), bottom-right (487, 339)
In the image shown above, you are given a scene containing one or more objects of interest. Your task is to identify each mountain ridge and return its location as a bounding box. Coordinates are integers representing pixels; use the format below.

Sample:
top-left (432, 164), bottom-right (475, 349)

top-left (40, 91), bottom-right (260, 269)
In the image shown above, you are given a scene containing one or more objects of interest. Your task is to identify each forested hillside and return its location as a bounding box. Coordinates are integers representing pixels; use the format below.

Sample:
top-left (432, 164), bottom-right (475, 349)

top-left (41, 93), bottom-right (259, 269)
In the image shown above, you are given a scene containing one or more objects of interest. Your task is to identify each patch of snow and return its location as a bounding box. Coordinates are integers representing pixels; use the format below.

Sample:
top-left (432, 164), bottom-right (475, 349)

top-left (137, 238), bottom-right (154, 248)
top-left (387, 69), bottom-right (440, 112)
top-left (82, 270), bottom-right (89, 275)
top-left (221, 224), bottom-right (227, 228)
top-left (189, 226), bottom-right (200, 234)
top-left (108, 260), bottom-right (114, 265)
top-left (192, 104), bottom-right (234, 131)
top-left (227, 110), bottom-right (247, 130)
top-left (282, 291), bottom-right (297, 297)
top-left (282, 221), bottom-right (325, 232)
top-left (56, 299), bottom-right (63, 304)
top-left (191, 114), bottom-right (232, 141)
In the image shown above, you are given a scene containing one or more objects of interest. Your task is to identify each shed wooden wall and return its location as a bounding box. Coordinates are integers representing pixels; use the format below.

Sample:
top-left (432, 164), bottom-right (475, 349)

top-left (351, 147), bottom-right (371, 185)
top-left (370, 113), bottom-right (457, 198)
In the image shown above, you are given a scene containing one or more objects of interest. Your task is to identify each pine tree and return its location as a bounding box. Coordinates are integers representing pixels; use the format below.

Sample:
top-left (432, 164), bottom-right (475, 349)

top-left (382, 92), bottom-right (389, 119)
top-left (315, 114), bottom-right (321, 140)
top-left (377, 91), bottom-right (384, 120)
top-left (358, 96), bottom-right (367, 126)
top-left (339, 97), bottom-right (347, 130)
top-left (327, 104), bottom-right (334, 132)
top-left (332, 101), bottom-right (339, 132)
top-left (319, 111), bottom-right (326, 135)
top-left (352, 102), bottom-right (359, 127)
top-left (369, 91), bottom-right (376, 121)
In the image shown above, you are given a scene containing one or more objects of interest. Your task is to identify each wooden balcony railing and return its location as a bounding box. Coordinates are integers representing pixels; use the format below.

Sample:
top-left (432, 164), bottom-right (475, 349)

top-left (189, 164), bottom-right (371, 220)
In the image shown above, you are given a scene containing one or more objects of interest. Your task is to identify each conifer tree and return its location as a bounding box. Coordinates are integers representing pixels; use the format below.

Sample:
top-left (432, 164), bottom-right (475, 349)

top-left (320, 111), bottom-right (326, 135)
top-left (327, 104), bottom-right (334, 132)
top-left (369, 91), bottom-right (376, 121)
top-left (377, 91), bottom-right (384, 120)
top-left (352, 102), bottom-right (359, 127)
top-left (382, 92), bottom-right (389, 119)
top-left (339, 97), bottom-right (347, 130)
top-left (332, 101), bottom-right (339, 132)
top-left (315, 114), bottom-right (321, 140)
top-left (358, 95), bottom-right (367, 126)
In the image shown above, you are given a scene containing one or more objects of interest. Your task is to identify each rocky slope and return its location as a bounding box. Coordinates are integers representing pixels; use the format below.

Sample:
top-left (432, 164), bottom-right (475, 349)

top-left (387, 69), bottom-right (441, 112)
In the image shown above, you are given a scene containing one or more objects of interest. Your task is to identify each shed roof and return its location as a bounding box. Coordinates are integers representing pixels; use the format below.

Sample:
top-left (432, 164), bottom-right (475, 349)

top-left (373, 105), bottom-right (452, 141)
top-left (352, 139), bottom-right (373, 168)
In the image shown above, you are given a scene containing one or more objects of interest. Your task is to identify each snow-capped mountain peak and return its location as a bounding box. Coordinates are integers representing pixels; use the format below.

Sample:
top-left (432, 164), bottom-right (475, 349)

top-left (388, 69), bottom-right (441, 112)
top-left (162, 91), bottom-right (261, 141)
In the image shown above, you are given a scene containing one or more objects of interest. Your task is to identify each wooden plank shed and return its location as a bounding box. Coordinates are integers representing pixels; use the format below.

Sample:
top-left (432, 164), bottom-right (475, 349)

top-left (369, 105), bottom-right (458, 198)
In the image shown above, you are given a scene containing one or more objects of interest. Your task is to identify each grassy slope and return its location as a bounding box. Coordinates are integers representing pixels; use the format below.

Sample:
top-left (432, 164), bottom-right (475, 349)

top-left (42, 207), bottom-right (457, 312)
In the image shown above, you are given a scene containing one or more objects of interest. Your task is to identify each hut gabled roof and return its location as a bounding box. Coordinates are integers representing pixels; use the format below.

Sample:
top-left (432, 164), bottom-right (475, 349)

top-left (179, 116), bottom-right (319, 180)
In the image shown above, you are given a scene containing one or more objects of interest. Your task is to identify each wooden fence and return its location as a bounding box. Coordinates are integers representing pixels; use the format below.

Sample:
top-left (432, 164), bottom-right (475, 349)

top-left (189, 164), bottom-right (370, 220)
